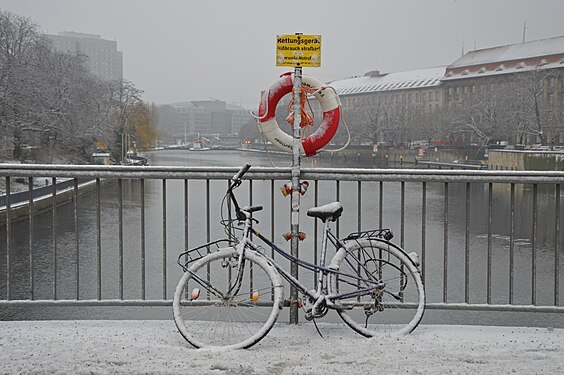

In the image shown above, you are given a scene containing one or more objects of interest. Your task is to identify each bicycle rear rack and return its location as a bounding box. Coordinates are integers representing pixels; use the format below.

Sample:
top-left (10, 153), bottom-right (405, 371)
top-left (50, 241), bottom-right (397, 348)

top-left (343, 229), bottom-right (394, 242)
top-left (177, 239), bottom-right (235, 272)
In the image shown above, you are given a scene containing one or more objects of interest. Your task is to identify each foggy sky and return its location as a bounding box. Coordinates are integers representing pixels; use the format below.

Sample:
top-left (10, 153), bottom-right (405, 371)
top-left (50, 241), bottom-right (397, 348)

top-left (1, 0), bottom-right (564, 109)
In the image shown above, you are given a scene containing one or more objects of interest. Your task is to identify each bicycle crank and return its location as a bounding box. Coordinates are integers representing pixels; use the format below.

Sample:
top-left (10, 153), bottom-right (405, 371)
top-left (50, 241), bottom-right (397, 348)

top-left (302, 297), bottom-right (329, 320)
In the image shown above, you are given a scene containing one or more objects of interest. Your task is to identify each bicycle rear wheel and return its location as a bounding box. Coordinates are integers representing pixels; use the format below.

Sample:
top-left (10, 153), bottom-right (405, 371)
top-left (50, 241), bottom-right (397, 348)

top-left (173, 248), bottom-right (284, 349)
top-left (329, 238), bottom-right (425, 336)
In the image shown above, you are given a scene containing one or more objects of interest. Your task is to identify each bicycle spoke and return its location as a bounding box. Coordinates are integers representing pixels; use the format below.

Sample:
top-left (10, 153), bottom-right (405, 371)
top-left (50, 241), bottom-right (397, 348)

top-left (173, 248), bottom-right (283, 349)
top-left (330, 239), bottom-right (425, 336)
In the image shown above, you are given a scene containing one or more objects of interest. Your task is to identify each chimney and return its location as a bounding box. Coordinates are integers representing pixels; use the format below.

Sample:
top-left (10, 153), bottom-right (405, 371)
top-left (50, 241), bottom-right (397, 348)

top-left (364, 70), bottom-right (382, 77)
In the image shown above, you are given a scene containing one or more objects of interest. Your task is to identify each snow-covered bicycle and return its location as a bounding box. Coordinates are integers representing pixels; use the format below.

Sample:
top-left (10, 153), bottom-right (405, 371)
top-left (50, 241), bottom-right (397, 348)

top-left (173, 164), bottom-right (425, 349)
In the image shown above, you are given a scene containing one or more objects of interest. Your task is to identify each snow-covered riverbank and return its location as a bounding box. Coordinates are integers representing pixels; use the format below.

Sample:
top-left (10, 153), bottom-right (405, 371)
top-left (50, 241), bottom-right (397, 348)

top-left (0, 320), bottom-right (562, 374)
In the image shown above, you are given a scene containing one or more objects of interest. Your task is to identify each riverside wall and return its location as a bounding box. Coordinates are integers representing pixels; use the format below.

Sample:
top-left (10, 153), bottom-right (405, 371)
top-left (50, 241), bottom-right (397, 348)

top-left (488, 150), bottom-right (564, 171)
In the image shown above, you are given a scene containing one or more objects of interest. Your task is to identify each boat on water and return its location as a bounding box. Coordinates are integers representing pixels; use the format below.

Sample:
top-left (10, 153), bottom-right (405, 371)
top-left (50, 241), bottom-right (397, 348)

top-left (121, 150), bottom-right (148, 165)
top-left (189, 139), bottom-right (210, 151)
top-left (91, 151), bottom-right (112, 165)
top-left (118, 132), bottom-right (149, 165)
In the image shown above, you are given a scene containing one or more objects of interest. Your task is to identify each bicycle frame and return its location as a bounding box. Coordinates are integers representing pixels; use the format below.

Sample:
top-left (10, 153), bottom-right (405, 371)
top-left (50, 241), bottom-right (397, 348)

top-left (231, 189), bottom-right (385, 307)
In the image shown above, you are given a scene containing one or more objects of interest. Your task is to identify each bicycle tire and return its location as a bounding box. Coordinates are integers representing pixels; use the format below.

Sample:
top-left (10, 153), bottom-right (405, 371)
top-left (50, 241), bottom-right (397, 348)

top-left (329, 238), bottom-right (425, 336)
top-left (173, 248), bottom-right (284, 349)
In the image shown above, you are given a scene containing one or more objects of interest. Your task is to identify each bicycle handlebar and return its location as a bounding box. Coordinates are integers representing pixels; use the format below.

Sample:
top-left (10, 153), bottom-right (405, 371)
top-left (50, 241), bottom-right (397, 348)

top-left (232, 163), bottom-right (251, 182)
top-left (228, 164), bottom-right (251, 221)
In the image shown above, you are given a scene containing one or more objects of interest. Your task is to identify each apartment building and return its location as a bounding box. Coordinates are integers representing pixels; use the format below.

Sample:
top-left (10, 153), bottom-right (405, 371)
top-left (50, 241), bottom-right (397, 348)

top-left (45, 31), bottom-right (123, 81)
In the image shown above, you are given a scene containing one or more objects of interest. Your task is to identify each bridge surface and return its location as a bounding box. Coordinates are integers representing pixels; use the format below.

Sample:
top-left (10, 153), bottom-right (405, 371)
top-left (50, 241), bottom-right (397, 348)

top-left (1, 320), bottom-right (562, 374)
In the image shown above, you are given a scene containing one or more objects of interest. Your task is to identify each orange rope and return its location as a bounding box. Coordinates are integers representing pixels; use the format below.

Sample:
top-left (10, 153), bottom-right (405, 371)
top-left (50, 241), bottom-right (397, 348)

top-left (286, 86), bottom-right (317, 129)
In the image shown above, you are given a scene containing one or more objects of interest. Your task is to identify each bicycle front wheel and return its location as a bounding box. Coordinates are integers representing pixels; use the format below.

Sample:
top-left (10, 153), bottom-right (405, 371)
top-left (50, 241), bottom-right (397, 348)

top-left (329, 238), bottom-right (425, 336)
top-left (173, 248), bottom-right (284, 349)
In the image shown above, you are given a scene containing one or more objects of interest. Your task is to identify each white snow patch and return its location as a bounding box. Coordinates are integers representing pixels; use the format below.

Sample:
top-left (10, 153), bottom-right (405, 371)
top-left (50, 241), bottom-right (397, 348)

top-left (0, 321), bottom-right (563, 374)
top-left (309, 201), bottom-right (342, 214)
top-left (330, 66), bottom-right (446, 95)
top-left (408, 251), bottom-right (420, 266)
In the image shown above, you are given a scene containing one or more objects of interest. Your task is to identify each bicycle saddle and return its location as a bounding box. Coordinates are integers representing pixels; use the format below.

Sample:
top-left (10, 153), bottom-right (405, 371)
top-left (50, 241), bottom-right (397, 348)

top-left (307, 202), bottom-right (343, 222)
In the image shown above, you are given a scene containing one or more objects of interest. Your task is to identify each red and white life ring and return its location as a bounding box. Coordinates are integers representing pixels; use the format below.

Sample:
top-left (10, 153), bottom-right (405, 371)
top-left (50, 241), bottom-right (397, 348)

top-left (257, 73), bottom-right (340, 157)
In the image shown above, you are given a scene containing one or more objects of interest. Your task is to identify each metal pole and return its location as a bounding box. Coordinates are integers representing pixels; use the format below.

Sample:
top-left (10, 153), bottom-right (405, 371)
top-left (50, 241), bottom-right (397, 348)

top-left (5, 176), bottom-right (10, 300)
top-left (289, 61), bottom-right (302, 324)
top-left (28, 177), bottom-right (34, 300)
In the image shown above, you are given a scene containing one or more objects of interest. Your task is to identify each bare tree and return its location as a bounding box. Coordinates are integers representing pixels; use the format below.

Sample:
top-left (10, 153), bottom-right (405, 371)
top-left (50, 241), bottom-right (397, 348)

top-left (106, 79), bottom-right (145, 159)
top-left (387, 99), bottom-right (415, 145)
top-left (449, 82), bottom-right (513, 147)
top-left (352, 95), bottom-right (393, 144)
top-left (510, 69), bottom-right (556, 146)
top-left (410, 109), bottom-right (448, 146)
top-left (0, 11), bottom-right (48, 159)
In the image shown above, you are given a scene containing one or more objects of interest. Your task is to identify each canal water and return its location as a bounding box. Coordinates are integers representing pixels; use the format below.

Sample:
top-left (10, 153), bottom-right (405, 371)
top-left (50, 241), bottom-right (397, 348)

top-left (1, 149), bottom-right (563, 327)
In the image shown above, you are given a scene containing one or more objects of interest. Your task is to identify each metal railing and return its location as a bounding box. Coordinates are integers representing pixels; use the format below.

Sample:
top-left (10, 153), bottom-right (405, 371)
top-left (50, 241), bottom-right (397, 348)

top-left (0, 164), bottom-right (563, 320)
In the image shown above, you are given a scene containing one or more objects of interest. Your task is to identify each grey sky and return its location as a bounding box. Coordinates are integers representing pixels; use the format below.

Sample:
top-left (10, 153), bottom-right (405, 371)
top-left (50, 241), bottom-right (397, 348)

top-left (1, 0), bottom-right (564, 109)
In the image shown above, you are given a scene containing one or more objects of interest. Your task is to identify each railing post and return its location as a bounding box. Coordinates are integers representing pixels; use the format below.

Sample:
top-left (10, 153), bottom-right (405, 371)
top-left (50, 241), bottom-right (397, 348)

top-left (5, 177), bottom-right (10, 300)
top-left (28, 177), bottom-right (34, 300)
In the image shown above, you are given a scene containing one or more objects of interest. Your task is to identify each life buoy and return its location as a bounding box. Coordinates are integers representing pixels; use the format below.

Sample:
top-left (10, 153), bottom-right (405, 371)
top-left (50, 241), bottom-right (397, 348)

top-left (257, 72), bottom-right (340, 157)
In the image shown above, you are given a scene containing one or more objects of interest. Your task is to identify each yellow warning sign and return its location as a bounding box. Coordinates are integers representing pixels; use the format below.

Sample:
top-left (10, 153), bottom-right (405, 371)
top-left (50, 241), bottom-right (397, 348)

top-left (276, 34), bottom-right (321, 67)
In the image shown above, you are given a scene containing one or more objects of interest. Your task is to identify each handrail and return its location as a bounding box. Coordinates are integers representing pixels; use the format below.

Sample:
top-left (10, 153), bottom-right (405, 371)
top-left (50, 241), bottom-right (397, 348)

top-left (2, 164), bottom-right (564, 183)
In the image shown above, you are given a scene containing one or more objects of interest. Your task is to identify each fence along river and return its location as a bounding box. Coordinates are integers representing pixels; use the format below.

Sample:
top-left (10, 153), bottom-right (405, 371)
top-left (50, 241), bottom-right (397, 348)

top-left (0, 149), bottom-right (563, 327)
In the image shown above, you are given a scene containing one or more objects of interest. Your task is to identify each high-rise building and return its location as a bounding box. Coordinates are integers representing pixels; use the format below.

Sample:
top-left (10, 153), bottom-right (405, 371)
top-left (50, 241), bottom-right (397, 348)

top-left (45, 31), bottom-right (123, 81)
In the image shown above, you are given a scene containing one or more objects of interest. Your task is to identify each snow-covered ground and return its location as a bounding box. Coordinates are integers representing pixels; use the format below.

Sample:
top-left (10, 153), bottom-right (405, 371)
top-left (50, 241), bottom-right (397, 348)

top-left (0, 320), bottom-right (562, 374)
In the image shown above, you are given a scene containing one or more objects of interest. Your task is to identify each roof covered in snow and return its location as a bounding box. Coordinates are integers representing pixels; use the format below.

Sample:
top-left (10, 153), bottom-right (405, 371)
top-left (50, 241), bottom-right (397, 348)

top-left (448, 35), bottom-right (564, 69)
top-left (443, 36), bottom-right (564, 81)
top-left (442, 57), bottom-right (564, 81)
top-left (329, 66), bottom-right (446, 96)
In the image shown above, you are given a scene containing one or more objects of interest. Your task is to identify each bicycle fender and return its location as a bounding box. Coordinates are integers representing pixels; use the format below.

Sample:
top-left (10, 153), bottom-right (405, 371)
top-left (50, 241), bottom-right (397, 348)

top-left (328, 247), bottom-right (346, 270)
